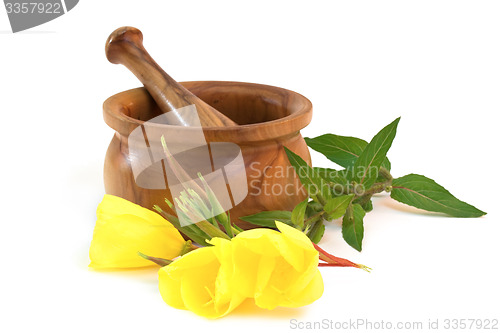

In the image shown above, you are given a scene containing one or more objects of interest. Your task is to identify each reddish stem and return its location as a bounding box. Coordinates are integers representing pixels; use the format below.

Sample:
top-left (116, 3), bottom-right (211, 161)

top-left (313, 243), bottom-right (371, 272)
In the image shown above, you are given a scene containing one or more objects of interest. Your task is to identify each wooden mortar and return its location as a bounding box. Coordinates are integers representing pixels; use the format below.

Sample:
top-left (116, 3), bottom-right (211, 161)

top-left (103, 81), bottom-right (312, 229)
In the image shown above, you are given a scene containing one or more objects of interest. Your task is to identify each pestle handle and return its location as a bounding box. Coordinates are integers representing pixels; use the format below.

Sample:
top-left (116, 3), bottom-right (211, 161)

top-left (105, 27), bottom-right (237, 127)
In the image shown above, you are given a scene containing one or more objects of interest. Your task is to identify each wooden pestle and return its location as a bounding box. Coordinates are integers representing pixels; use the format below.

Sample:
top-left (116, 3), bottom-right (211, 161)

top-left (105, 27), bottom-right (237, 127)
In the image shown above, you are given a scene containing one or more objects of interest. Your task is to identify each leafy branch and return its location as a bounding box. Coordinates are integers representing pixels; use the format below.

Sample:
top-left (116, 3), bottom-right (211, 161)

top-left (241, 117), bottom-right (486, 251)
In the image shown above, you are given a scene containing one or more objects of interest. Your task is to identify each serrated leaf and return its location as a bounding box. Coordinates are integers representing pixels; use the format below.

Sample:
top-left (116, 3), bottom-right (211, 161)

top-left (323, 194), bottom-right (354, 220)
top-left (313, 167), bottom-right (349, 185)
top-left (291, 199), bottom-right (308, 229)
top-left (342, 204), bottom-right (366, 251)
top-left (305, 134), bottom-right (391, 170)
top-left (305, 134), bottom-right (367, 168)
top-left (351, 117), bottom-right (400, 189)
top-left (390, 174), bottom-right (486, 218)
top-left (284, 147), bottom-right (332, 203)
top-left (308, 221), bottom-right (326, 244)
top-left (239, 211), bottom-right (293, 228)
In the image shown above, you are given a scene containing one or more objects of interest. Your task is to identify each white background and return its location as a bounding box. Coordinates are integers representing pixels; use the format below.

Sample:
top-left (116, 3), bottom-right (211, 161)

top-left (1, 1), bottom-right (499, 332)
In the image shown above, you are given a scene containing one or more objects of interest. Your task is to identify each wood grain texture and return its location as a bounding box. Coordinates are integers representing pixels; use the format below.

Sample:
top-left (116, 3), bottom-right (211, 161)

top-left (105, 27), bottom-right (237, 127)
top-left (103, 81), bottom-right (313, 229)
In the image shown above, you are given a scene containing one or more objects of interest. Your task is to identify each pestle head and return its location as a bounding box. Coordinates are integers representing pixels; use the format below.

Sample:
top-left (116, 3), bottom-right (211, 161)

top-left (105, 26), bottom-right (144, 64)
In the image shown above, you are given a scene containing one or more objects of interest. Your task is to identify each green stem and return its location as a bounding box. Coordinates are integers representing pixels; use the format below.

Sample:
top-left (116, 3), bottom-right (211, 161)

top-left (315, 192), bottom-right (327, 206)
top-left (195, 220), bottom-right (231, 240)
top-left (230, 226), bottom-right (241, 235)
top-left (216, 214), bottom-right (233, 238)
top-left (304, 210), bottom-right (325, 228)
top-left (379, 167), bottom-right (393, 181)
top-left (355, 193), bottom-right (373, 208)
top-left (309, 218), bottom-right (324, 234)
top-left (360, 179), bottom-right (392, 197)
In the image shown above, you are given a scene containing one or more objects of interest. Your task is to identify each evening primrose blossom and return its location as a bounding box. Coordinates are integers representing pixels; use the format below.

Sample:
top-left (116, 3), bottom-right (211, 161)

top-left (89, 195), bottom-right (188, 269)
top-left (158, 222), bottom-right (324, 318)
top-left (158, 239), bottom-right (245, 318)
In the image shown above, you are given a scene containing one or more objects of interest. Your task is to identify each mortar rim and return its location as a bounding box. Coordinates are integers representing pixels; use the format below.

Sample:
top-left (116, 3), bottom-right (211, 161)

top-left (103, 81), bottom-right (312, 143)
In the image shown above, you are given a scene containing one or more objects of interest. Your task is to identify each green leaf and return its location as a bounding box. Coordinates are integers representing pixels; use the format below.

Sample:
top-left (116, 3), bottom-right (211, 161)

top-left (351, 117), bottom-right (400, 189)
top-left (313, 167), bottom-right (349, 186)
top-left (284, 147), bottom-right (332, 203)
top-left (239, 211), bottom-right (293, 228)
top-left (305, 134), bottom-right (391, 170)
top-left (323, 194), bottom-right (354, 220)
top-left (314, 167), bottom-right (350, 197)
top-left (342, 204), bottom-right (366, 251)
top-left (360, 198), bottom-right (374, 212)
top-left (308, 221), bottom-right (326, 244)
top-left (291, 199), bottom-right (308, 229)
top-left (390, 174), bottom-right (486, 218)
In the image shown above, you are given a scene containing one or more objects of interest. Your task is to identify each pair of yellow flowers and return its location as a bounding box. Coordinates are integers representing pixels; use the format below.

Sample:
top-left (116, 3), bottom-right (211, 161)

top-left (89, 195), bottom-right (324, 319)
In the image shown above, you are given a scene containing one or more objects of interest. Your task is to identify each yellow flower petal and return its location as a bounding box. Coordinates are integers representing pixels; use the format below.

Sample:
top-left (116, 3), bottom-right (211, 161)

top-left (233, 228), bottom-right (283, 256)
top-left (278, 269), bottom-right (324, 308)
top-left (159, 245), bottom-right (245, 319)
top-left (230, 224), bottom-right (323, 310)
top-left (209, 238), bottom-right (235, 302)
top-left (272, 222), bottom-right (320, 272)
top-left (89, 195), bottom-right (186, 269)
top-left (97, 194), bottom-right (162, 223)
top-left (230, 238), bottom-right (267, 297)
top-left (158, 266), bottom-right (185, 309)
top-left (276, 221), bottom-right (317, 252)
top-left (254, 256), bottom-right (300, 309)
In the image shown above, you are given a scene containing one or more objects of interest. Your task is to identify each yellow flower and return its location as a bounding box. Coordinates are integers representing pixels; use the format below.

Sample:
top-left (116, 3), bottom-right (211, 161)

top-left (89, 195), bottom-right (187, 269)
top-left (158, 222), bottom-right (323, 318)
top-left (158, 239), bottom-right (245, 319)
top-left (230, 222), bottom-right (323, 310)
